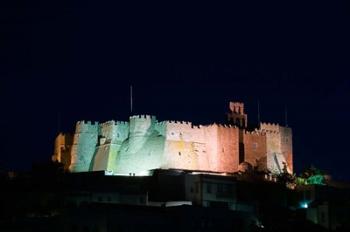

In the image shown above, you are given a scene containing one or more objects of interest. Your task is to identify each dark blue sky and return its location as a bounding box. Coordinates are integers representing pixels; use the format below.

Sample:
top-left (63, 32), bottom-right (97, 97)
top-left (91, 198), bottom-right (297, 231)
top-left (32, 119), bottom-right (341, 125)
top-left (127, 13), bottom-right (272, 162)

top-left (1, 1), bottom-right (350, 180)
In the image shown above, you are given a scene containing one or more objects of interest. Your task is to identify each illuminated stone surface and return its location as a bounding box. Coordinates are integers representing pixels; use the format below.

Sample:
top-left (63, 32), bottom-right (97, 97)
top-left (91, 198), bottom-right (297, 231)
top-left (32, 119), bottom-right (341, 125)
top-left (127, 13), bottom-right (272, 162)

top-left (69, 121), bottom-right (99, 172)
top-left (243, 130), bottom-right (267, 169)
top-left (53, 102), bottom-right (293, 175)
top-left (260, 123), bottom-right (293, 173)
top-left (52, 133), bottom-right (72, 170)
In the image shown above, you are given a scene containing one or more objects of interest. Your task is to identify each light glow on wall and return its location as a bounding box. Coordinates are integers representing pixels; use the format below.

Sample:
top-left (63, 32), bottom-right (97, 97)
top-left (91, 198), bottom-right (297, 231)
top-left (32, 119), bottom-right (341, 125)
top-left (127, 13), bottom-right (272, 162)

top-left (55, 102), bottom-right (293, 176)
top-left (300, 201), bottom-right (309, 209)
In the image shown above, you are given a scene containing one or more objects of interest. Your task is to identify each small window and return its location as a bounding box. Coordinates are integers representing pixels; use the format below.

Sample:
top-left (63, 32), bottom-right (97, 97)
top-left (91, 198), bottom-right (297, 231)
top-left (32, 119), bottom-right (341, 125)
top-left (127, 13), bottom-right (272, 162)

top-left (252, 142), bottom-right (258, 151)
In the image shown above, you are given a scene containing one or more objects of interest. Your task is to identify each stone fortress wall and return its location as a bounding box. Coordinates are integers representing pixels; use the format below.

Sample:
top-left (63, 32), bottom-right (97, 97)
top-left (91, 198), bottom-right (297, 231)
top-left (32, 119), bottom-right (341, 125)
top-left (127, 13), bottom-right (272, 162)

top-left (242, 130), bottom-right (267, 169)
top-left (52, 133), bottom-right (73, 170)
top-left (260, 123), bottom-right (293, 173)
top-left (53, 102), bottom-right (293, 175)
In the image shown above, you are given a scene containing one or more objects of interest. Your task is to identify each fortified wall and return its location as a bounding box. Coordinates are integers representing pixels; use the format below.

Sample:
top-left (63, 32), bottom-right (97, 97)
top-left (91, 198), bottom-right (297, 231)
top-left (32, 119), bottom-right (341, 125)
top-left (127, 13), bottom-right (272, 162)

top-left (242, 130), bottom-right (267, 170)
top-left (260, 123), bottom-right (293, 173)
top-left (52, 133), bottom-right (73, 170)
top-left (52, 102), bottom-right (293, 175)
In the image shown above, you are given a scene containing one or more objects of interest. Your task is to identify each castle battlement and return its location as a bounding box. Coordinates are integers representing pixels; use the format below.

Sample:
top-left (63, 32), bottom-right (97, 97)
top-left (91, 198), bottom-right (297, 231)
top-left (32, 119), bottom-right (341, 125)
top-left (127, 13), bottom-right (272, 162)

top-left (165, 120), bottom-right (194, 129)
top-left (244, 129), bottom-right (264, 136)
top-left (209, 123), bottom-right (237, 129)
top-left (260, 130), bottom-right (280, 135)
top-left (77, 120), bottom-right (99, 125)
top-left (100, 120), bottom-right (115, 126)
top-left (166, 120), bottom-right (192, 125)
top-left (129, 115), bottom-right (156, 120)
top-left (57, 101), bottom-right (293, 175)
top-left (155, 121), bottom-right (167, 129)
top-left (218, 124), bottom-right (235, 128)
top-left (75, 120), bottom-right (99, 133)
top-left (260, 122), bottom-right (279, 126)
top-left (229, 102), bottom-right (245, 114)
top-left (260, 122), bottom-right (281, 133)
top-left (100, 120), bottom-right (129, 126)
top-left (116, 121), bottom-right (128, 125)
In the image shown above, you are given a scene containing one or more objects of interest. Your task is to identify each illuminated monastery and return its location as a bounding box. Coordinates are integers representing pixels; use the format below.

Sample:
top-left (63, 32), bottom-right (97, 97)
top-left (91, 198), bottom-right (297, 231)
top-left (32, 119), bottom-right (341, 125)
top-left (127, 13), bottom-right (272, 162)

top-left (52, 102), bottom-right (293, 176)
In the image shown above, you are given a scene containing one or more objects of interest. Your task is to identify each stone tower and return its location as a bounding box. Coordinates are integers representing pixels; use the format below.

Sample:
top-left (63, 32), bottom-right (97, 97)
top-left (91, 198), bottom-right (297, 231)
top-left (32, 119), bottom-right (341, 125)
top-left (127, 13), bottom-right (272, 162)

top-left (52, 133), bottom-right (73, 170)
top-left (228, 102), bottom-right (248, 128)
top-left (69, 121), bottom-right (99, 172)
top-left (259, 123), bottom-right (293, 174)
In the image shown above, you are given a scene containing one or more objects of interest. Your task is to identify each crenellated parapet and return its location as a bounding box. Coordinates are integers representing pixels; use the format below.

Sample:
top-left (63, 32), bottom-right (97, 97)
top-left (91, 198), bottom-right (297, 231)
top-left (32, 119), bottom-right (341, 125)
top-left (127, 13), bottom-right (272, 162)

top-left (260, 122), bottom-right (280, 134)
top-left (129, 114), bottom-right (157, 121)
top-left (244, 129), bottom-right (266, 136)
top-left (164, 120), bottom-right (239, 144)
top-left (129, 115), bottom-right (157, 137)
top-left (229, 102), bottom-right (245, 114)
top-left (164, 120), bottom-right (205, 143)
top-left (69, 120), bottom-right (99, 172)
top-left (258, 122), bottom-right (293, 173)
top-left (99, 120), bottom-right (129, 144)
top-left (228, 102), bottom-right (248, 128)
top-left (154, 121), bottom-right (167, 136)
top-left (53, 101), bottom-right (293, 176)
top-left (75, 120), bottom-right (99, 134)
top-left (216, 123), bottom-right (237, 129)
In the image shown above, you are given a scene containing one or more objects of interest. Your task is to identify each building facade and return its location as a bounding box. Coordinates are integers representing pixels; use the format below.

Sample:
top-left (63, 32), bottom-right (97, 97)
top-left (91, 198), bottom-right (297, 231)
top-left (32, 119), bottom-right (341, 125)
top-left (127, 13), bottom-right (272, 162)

top-left (52, 102), bottom-right (293, 175)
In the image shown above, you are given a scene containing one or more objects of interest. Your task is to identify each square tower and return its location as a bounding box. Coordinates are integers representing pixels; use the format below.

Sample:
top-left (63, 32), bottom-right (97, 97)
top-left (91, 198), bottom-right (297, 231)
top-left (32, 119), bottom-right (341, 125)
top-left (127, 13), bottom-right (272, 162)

top-left (228, 102), bottom-right (248, 128)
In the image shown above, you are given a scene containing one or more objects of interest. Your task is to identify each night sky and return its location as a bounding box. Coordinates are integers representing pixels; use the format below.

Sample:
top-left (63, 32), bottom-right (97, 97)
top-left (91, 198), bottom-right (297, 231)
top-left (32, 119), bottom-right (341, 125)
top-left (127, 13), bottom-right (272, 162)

top-left (1, 1), bottom-right (350, 180)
